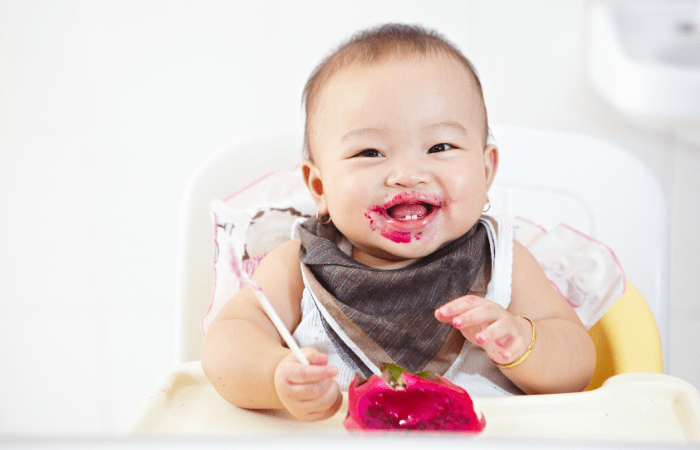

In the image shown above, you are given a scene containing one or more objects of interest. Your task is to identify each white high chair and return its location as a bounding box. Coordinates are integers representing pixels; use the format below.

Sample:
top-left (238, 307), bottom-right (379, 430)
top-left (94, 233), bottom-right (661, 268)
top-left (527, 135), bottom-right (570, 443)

top-left (173, 124), bottom-right (670, 367)
top-left (126, 125), bottom-right (700, 442)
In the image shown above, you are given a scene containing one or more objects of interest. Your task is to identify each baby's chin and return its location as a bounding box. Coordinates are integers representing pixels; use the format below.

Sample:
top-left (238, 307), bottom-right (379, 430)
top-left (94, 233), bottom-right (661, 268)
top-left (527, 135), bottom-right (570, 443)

top-left (349, 238), bottom-right (444, 270)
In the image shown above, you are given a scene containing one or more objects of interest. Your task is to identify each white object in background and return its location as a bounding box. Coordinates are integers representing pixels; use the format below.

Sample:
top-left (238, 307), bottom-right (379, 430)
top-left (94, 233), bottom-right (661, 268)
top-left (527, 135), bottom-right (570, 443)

top-left (587, 0), bottom-right (700, 141)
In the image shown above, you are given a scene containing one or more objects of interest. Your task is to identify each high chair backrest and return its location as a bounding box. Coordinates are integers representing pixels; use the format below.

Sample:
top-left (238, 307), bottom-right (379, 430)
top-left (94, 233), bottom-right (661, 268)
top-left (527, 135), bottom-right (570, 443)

top-left (175, 125), bottom-right (670, 375)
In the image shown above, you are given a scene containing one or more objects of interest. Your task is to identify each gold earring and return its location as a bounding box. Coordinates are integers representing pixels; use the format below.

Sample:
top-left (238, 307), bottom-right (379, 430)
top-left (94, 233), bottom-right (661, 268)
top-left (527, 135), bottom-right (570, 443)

top-left (483, 198), bottom-right (491, 213)
top-left (316, 211), bottom-right (332, 225)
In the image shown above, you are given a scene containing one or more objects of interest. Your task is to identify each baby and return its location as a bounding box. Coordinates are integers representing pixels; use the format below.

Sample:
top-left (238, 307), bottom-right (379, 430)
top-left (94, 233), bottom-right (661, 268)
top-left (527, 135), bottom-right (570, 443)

top-left (201, 24), bottom-right (595, 422)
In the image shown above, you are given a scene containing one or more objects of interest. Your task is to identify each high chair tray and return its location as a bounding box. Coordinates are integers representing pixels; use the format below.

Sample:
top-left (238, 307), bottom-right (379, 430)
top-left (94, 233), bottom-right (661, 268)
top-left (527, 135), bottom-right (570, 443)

top-left (125, 361), bottom-right (700, 444)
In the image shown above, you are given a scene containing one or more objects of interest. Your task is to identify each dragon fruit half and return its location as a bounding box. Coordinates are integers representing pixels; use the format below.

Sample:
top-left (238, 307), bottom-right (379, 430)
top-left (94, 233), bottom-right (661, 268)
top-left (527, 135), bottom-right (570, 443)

top-left (344, 364), bottom-right (486, 433)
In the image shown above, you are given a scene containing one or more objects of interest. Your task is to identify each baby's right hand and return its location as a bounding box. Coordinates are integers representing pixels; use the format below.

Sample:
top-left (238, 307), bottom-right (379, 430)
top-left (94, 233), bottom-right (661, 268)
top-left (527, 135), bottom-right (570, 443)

top-left (274, 348), bottom-right (342, 422)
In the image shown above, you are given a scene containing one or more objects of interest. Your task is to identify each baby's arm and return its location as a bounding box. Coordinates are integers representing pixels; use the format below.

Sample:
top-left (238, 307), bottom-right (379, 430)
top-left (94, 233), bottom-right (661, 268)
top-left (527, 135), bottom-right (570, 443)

top-left (201, 239), bottom-right (342, 420)
top-left (435, 240), bottom-right (596, 394)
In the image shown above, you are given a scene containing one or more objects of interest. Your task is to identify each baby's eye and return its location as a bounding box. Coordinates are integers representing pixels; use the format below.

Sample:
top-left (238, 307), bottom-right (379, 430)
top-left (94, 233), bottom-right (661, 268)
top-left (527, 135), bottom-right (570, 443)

top-left (355, 149), bottom-right (382, 158)
top-left (428, 143), bottom-right (455, 154)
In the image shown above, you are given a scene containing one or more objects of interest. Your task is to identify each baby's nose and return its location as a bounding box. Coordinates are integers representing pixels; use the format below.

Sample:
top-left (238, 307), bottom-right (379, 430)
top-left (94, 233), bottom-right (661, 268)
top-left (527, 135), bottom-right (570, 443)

top-left (385, 161), bottom-right (432, 188)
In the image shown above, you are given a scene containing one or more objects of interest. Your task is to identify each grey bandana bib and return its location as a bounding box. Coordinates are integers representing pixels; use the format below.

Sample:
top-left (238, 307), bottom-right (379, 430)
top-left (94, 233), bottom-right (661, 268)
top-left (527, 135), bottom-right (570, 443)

top-left (298, 217), bottom-right (492, 377)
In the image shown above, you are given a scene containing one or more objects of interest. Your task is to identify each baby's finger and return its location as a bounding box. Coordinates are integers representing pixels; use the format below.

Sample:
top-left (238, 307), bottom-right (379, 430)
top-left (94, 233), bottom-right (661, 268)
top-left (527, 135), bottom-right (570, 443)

top-left (475, 318), bottom-right (515, 347)
top-left (450, 303), bottom-right (500, 330)
top-left (295, 381), bottom-right (343, 421)
top-left (434, 295), bottom-right (482, 321)
top-left (285, 377), bottom-right (334, 401)
top-left (308, 352), bottom-right (329, 366)
top-left (285, 363), bottom-right (338, 385)
top-left (490, 321), bottom-right (532, 364)
top-left (296, 347), bottom-right (329, 365)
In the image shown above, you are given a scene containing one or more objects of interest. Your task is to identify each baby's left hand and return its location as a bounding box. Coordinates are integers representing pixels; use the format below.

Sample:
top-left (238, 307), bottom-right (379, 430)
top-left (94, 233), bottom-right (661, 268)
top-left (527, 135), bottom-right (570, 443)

top-left (435, 295), bottom-right (532, 367)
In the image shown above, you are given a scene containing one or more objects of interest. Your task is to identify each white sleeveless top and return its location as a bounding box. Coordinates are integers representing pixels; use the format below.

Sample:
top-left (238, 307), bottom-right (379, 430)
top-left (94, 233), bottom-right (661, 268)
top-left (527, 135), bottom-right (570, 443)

top-left (292, 215), bottom-right (523, 397)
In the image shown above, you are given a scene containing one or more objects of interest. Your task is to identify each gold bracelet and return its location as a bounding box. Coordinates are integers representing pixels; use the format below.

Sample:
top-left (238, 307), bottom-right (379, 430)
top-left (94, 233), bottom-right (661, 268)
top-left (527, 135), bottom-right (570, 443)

top-left (495, 316), bottom-right (536, 369)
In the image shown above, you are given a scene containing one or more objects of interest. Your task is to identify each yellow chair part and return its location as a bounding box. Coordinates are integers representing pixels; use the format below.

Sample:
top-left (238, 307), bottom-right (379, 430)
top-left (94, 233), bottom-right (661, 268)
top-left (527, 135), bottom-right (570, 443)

top-left (585, 281), bottom-right (664, 391)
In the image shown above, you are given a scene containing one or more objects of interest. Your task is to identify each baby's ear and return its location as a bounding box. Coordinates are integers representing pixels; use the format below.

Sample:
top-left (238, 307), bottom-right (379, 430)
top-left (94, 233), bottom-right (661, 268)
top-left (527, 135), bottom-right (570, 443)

top-left (483, 144), bottom-right (499, 190)
top-left (301, 159), bottom-right (328, 213)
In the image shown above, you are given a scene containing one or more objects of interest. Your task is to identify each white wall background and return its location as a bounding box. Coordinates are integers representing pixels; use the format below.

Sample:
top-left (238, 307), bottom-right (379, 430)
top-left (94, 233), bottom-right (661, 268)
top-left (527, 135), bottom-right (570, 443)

top-left (1, 0), bottom-right (698, 436)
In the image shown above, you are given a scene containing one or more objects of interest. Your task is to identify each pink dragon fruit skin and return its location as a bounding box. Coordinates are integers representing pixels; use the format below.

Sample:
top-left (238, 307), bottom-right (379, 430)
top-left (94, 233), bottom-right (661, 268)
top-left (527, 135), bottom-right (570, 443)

top-left (344, 369), bottom-right (486, 433)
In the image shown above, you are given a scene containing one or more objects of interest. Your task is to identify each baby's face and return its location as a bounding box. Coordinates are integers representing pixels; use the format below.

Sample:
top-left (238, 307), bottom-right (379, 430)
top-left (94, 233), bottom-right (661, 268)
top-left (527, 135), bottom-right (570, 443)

top-left (303, 53), bottom-right (497, 269)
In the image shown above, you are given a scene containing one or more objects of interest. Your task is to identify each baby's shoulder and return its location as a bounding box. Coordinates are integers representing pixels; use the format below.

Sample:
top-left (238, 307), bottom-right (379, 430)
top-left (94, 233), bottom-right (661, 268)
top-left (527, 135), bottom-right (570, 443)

top-left (271, 238), bottom-right (302, 256)
top-left (258, 238), bottom-right (302, 272)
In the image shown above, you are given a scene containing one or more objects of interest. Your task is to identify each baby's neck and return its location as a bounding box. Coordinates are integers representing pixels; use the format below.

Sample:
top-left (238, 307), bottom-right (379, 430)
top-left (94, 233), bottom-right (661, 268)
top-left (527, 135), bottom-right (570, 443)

top-left (350, 246), bottom-right (418, 270)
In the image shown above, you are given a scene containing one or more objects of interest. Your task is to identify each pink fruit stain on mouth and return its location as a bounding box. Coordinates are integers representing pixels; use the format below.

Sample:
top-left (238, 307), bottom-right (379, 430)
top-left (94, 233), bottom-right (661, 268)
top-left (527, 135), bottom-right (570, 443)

top-left (365, 207), bottom-right (414, 243)
top-left (383, 226), bottom-right (413, 243)
top-left (365, 192), bottom-right (443, 244)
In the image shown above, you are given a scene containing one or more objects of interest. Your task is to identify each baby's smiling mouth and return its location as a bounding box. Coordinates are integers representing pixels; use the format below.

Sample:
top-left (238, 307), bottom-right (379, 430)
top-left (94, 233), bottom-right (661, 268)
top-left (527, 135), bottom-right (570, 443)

top-left (381, 192), bottom-right (444, 222)
top-left (364, 192), bottom-right (445, 244)
top-left (386, 203), bottom-right (434, 221)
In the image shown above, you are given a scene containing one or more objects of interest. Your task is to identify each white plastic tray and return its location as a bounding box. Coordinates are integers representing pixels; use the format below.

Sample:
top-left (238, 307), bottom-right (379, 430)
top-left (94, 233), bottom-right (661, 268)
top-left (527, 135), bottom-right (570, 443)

top-left (125, 361), bottom-right (700, 444)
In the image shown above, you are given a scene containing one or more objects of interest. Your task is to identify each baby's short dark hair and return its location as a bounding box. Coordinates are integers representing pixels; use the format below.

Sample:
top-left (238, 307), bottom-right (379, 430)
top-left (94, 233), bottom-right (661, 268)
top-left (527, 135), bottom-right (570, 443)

top-left (302, 23), bottom-right (489, 158)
